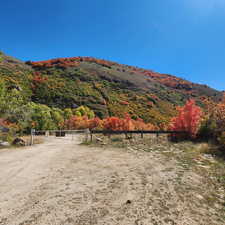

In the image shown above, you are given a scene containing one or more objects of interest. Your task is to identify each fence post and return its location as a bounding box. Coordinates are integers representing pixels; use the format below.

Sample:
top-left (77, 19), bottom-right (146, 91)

top-left (85, 129), bottom-right (89, 142)
top-left (125, 131), bottom-right (128, 139)
top-left (90, 131), bottom-right (93, 142)
top-left (30, 129), bottom-right (35, 145)
top-left (156, 133), bottom-right (159, 143)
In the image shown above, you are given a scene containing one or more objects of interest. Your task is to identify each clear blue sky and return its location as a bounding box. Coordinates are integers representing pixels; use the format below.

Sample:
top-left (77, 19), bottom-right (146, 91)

top-left (0, 0), bottom-right (224, 90)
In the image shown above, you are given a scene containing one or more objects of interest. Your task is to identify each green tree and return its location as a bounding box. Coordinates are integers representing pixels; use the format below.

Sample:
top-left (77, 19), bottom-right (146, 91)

top-left (51, 108), bottom-right (64, 129)
top-left (64, 108), bottom-right (73, 120)
top-left (73, 106), bottom-right (95, 119)
top-left (28, 102), bottom-right (56, 130)
top-left (0, 80), bottom-right (31, 131)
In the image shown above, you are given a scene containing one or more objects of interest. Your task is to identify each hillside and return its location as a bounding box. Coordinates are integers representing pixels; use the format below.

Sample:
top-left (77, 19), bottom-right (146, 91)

top-left (0, 52), bottom-right (223, 125)
top-left (0, 51), bottom-right (32, 99)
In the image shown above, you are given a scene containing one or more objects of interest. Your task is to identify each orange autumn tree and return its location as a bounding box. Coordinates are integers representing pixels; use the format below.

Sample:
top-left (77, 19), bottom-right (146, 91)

top-left (103, 117), bottom-right (124, 131)
top-left (64, 116), bottom-right (102, 130)
top-left (132, 118), bottom-right (146, 130)
top-left (103, 114), bottom-right (135, 131)
top-left (169, 99), bottom-right (203, 139)
top-left (102, 115), bottom-right (133, 131)
top-left (64, 116), bottom-right (90, 130)
top-left (121, 113), bottom-right (135, 131)
top-left (102, 114), bottom-right (156, 131)
top-left (88, 117), bottom-right (102, 130)
top-left (65, 113), bottom-right (156, 132)
top-left (132, 118), bottom-right (156, 130)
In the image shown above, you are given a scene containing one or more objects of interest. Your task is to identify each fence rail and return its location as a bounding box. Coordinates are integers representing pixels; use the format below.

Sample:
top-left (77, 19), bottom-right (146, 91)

top-left (89, 130), bottom-right (187, 142)
top-left (34, 129), bottom-right (88, 133)
top-left (91, 130), bottom-right (186, 135)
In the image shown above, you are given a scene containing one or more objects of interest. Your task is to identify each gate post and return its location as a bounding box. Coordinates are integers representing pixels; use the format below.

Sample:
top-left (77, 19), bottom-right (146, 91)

top-left (30, 129), bottom-right (35, 145)
top-left (91, 132), bottom-right (93, 142)
top-left (156, 133), bottom-right (159, 143)
top-left (45, 130), bottom-right (49, 137)
top-left (85, 129), bottom-right (90, 142)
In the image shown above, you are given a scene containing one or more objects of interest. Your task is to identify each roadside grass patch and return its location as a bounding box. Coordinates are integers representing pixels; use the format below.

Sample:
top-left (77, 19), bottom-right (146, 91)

top-left (111, 137), bottom-right (123, 142)
top-left (80, 140), bottom-right (92, 146)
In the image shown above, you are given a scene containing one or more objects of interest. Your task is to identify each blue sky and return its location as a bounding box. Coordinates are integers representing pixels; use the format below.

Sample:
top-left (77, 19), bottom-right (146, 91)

top-left (0, 0), bottom-right (224, 90)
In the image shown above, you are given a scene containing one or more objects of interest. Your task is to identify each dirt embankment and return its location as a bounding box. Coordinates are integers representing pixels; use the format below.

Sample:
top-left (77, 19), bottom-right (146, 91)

top-left (0, 135), bottom-right (224, 225)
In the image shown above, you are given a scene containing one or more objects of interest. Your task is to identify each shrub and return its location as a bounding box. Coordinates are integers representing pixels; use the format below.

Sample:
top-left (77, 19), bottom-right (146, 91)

top-left (203, 94), bottom-right (225, 146)
top-left (169, 99), bottom-right (203, 140)
top-left (198, 118), bottom-right (217, 140)
top-left (218, 132), bottom-right (225, 150)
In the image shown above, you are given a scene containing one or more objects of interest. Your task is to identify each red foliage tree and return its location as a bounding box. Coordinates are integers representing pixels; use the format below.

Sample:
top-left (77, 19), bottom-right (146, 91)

top-left (132, 118), bottom-right (146, 130)
top-left (64, 113), bottom-right (157, 132)
top-left (121, 113), bottom-right (135, 131)
top-left (132, 118), bottom-right (156, 130)
top-left (169, 99), bottom-right (202, 139)
top-left (65, 116), bottom-right (89, 130)
top-left (64, 116), bottom-right (102, 130)
top-left (88, 117), bottom-right (102, 130)
top-left (103, 114), bottom-right (136, 131)
top-left (103, 117), bottom-right (124, 131)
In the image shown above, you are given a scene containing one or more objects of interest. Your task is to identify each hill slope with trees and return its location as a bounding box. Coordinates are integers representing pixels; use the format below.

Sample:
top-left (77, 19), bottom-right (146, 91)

top-left (0, 52), bottom-right (223, 130)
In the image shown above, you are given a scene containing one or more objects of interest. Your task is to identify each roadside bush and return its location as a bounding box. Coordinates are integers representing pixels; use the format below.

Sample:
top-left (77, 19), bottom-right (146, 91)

top-left (198, 118), bottom-right (217, 141)
top-left (203, 94), bottom-right (225, 148)
top-left (169, 99), bottom-right (203, 140)
top-left (218, 132), bottom-right (225, 150)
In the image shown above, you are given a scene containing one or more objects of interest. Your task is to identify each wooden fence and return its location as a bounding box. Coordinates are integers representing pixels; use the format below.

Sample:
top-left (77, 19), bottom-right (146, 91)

top-left (30, 129), bottom-right (187, 144)
top-left (89, 130), bottom-right (187, 142)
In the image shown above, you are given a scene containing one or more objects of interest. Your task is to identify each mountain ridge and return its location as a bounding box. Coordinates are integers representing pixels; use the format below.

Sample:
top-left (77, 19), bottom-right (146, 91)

top-left (26, 56), bottom-right (222, 96)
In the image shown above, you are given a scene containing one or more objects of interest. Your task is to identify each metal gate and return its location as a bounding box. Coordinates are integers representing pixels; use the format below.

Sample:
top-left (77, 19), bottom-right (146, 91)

top-left (30, 129), bottom-right (90, 145)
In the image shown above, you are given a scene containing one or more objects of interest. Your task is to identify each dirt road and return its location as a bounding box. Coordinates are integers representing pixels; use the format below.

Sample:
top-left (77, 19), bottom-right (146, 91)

top-left (0, 136), bottom-right (224, 225)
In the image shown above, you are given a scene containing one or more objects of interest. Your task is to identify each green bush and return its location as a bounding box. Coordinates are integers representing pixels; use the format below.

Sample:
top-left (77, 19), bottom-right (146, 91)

top-left (198, 118), bottom-right (217, 140)
top-left (218, 132), bottom-right (225, 150)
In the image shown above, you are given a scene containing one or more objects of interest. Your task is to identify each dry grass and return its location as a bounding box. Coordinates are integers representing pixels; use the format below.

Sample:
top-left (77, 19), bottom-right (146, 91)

top-left (85, 133), bottom-right (225, 218)
top-left (1, 135), bottom-right (224, 224)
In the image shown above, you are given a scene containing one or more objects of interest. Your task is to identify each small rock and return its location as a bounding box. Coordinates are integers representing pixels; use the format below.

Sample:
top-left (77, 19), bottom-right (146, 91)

top-left (196, 194), bottom-right (204, 200)
top-left (12, 138), bottom-right (26, 146)
top-left (126, 200), bottom-right (132, 204)
top-left (96, 137), bottom-right (103, 142)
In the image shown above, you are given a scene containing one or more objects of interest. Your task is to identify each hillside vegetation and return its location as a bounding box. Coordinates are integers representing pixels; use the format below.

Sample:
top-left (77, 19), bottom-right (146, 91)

top-left (26, 56), bottom-right (222, 124)
top-left (0, 52), bottom-right (222, 127)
